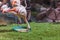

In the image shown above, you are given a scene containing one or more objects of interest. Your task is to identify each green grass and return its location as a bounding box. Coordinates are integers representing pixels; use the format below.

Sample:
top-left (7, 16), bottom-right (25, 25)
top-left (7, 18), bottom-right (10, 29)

top-left (0, 22), bottom-right (60, 40)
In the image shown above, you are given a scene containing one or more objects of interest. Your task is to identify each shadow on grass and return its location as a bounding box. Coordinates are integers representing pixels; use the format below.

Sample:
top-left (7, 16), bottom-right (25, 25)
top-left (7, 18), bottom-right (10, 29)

top-left (0, 25), bottom-right (7, 27)
top-left (52, 22), bottom-right (60, 24)
top-left (0, 29), bottom-right (16, 33)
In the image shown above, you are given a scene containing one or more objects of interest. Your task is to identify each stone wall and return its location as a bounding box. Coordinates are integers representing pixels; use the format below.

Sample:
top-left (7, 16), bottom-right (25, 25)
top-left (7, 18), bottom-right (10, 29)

top-left (0, 12), bottom-right (18, 25)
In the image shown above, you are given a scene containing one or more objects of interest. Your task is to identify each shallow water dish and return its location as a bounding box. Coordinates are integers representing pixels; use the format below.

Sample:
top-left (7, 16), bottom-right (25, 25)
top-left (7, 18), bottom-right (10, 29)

top-left (12, 26), bottom-right (29, 32)
top-left (12, 26), bottom-right (31, 32)
top-left (12, 26), bottom-right (26, 30)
